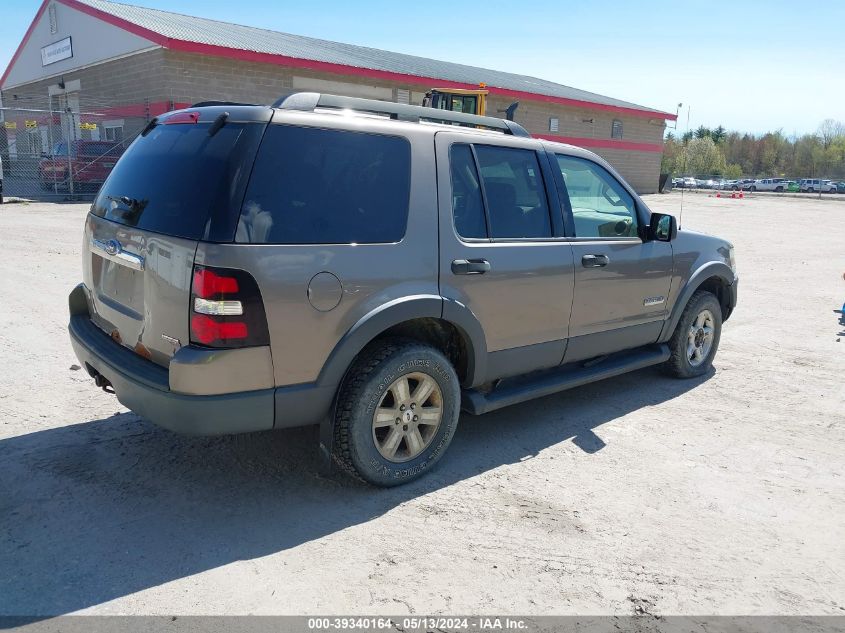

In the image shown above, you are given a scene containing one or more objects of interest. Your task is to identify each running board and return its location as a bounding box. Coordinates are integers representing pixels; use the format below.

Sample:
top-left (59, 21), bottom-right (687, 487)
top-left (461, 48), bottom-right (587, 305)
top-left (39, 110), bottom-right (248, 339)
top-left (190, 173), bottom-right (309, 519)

top-left (462, 344), bottom-right (671, 415)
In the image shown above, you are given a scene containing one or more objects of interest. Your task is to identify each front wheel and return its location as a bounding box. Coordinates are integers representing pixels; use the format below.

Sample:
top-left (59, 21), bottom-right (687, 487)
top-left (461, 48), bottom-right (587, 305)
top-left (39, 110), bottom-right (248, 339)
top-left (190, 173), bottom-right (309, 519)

top-left (664, 291), bottom-right (723, 378)
top-left (333, 339), bottom-right (461, 486)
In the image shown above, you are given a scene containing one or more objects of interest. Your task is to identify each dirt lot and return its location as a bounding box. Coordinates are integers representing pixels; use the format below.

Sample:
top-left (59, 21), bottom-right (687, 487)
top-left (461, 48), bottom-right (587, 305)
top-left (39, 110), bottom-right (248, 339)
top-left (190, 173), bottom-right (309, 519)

top-left (1, 193), bottom-right (843, 617)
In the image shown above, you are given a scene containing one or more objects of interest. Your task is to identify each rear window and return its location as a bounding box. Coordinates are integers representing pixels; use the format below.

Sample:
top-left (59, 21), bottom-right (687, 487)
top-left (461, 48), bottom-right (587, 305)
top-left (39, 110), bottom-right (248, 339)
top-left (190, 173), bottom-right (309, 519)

top-left (236, 125), bottom-right (411, 244)
top-left (91, 121), bottom-right (266, 241)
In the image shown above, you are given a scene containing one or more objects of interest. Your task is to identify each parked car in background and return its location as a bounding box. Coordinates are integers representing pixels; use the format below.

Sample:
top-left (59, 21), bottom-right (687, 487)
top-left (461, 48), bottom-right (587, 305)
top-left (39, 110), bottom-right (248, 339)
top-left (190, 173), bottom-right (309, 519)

top-left (736, 179), bottom-right (755, 190)
top-left (682, 177), bottom-right (698, 189)
top-left (786, 181), bottom-right (800, 192)
top-left (746, 179), bottom-right (787, 192)
top-left (39, 140), bottom-right (123, 191)
top-left (837, 182), bottom-right (845, 193)
top-left (799, 178), bottom-right (837, 193)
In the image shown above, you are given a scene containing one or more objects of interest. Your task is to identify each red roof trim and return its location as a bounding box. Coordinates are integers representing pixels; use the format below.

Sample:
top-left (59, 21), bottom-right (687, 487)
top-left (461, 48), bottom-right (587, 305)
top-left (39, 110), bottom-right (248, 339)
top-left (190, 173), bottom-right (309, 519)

top-left (536, 133), bottom-right (664, 153)
top-left (58, 0), bottom-right (170, 44)
top-left (4, 0), bottom-right (676, 122)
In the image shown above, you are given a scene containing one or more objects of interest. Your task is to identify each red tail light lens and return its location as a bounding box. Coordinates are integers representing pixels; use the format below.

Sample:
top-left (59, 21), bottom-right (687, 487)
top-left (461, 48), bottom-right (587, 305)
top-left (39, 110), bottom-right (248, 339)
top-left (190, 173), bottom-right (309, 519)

top-left (189, 265), bottom-right (269, 348)
top-left (190, 314), bottom-right (248, 345)
top-left (192, 268), bottom-right (239, 298)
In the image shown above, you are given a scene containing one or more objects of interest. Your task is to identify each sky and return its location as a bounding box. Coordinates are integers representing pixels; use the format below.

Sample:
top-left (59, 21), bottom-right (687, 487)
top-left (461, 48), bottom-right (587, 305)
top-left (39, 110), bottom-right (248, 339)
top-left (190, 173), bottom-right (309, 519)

top-left (1, 0), bottom-right (843, 136)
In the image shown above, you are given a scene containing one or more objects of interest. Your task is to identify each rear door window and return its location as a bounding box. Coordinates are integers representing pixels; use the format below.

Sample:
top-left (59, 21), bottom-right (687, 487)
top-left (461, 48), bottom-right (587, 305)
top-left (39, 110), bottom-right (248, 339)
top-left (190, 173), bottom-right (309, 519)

top-left (448, 143), bottom-right (553, 240)
top-left (237, 125), bottom-right (411, 244)
top-left (475, 145), bottom-right (552, 239)
top-left (91, 121), bottom-right (265, 241)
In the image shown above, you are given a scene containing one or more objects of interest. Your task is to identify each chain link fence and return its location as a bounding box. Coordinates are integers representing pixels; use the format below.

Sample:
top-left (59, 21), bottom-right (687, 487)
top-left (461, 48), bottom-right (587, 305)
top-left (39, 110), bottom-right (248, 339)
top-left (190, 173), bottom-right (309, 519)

top-left (1, 93), bottom-right (159, 202)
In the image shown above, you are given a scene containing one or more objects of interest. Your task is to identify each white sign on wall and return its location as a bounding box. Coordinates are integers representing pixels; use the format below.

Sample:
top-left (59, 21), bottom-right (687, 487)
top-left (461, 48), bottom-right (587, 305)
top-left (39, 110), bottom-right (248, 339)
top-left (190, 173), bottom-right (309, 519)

top-left (41, 37), bottom-right (73, 66)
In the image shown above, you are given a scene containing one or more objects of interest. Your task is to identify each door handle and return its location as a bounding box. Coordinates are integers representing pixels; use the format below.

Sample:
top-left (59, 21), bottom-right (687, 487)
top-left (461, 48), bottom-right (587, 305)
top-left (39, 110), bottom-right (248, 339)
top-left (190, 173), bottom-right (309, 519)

top-left (452, 258), bottom-right (491, 275)
top-left (581, 254), bottom-right (610, 268)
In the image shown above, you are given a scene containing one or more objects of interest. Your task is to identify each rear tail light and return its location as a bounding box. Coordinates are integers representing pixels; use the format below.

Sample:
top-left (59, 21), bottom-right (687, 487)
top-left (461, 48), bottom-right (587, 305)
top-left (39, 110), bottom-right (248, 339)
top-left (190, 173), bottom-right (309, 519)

top-left (189, 265), bottom-right (269, 348)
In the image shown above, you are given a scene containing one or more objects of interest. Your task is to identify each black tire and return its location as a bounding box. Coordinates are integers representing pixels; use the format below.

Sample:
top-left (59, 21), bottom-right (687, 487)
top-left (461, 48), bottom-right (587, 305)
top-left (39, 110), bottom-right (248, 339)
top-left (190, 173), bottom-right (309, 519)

top-left (333, 339), bottom-right (460, 487)
top-left (775, 186), bottom-right (783, 192)
top-left (663, 291), bottom-right (722, 378)
top-left (749, 185), bottom-right (756, 192)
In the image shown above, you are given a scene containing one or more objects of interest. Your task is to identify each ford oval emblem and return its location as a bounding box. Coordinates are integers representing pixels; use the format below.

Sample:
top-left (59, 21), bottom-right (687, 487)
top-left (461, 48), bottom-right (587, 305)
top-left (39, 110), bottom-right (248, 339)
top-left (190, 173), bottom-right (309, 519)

top-left (104, 239), bottom-right (120, 256)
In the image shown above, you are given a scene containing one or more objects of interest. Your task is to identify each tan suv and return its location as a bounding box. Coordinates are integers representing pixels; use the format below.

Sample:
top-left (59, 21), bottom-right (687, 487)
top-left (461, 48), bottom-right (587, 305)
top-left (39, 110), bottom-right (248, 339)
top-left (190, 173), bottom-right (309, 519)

top-left (69, 93), bottom-right (738, 486)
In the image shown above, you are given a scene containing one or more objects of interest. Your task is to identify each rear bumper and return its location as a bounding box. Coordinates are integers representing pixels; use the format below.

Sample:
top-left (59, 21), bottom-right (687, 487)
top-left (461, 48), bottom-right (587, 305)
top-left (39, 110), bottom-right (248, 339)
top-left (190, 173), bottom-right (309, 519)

top-left (68, 284), bottom-right (336, 434)
top-left (68, 286), bottom-right (275, 436)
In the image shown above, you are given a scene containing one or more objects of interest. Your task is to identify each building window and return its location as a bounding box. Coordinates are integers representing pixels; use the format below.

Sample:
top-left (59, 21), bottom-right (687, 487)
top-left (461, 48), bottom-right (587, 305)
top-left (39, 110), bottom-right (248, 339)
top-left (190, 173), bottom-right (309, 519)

top-left (549, 117), bottom-right (559, 133)
top-left (104, 126), bottom-right (123, 142)
top-left (611, 119), bottom-right (623, 139)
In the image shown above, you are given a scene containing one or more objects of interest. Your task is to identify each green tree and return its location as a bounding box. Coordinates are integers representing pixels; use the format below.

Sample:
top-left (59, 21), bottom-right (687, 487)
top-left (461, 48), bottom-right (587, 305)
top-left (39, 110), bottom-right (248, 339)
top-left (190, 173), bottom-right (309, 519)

top-left (711, 125), bottom-right (726, 144)
top-left (679, 137), bottom-right (726, 176)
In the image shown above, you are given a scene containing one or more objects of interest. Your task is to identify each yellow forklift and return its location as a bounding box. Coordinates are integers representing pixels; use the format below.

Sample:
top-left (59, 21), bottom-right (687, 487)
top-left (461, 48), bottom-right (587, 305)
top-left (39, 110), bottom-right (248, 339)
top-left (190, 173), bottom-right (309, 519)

top-left (423, 86), bottom-right (489, 115)
top-left (422, 84), bottom-right (519, 120)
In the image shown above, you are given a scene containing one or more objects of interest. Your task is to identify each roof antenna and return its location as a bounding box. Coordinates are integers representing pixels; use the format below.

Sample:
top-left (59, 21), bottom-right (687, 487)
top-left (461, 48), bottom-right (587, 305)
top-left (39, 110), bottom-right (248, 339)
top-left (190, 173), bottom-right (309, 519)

top-left (677, 103), bottom-right (690, 230)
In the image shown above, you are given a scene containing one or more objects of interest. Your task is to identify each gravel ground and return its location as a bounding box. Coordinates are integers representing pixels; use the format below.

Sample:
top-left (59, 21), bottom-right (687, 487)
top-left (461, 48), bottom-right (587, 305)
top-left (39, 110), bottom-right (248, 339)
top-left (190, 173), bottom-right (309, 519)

top-left (1, 193), bottom-right (843, 617)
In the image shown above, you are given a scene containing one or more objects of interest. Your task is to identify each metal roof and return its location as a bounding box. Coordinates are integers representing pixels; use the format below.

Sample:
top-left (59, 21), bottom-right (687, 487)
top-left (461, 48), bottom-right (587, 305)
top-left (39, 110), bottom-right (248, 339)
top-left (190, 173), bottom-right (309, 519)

top-left (72, 0), bottom-right (671, 118)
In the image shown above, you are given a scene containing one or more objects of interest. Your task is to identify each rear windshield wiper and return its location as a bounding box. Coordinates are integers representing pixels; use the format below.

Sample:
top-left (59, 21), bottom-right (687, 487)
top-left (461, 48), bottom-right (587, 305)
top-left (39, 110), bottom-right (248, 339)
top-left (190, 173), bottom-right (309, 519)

top-left (106, 195), bottom-right (144, 209)
top-left (105, 195), bottom-right (148, 224)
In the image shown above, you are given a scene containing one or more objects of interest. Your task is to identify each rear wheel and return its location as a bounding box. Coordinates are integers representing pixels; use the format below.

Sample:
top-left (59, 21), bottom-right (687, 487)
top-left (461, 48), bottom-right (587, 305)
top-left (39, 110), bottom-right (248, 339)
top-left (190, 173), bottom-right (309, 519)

top-left (333, 339), bottom-right (460, 486)
top-left (664, 291), bottom-right (722, 378)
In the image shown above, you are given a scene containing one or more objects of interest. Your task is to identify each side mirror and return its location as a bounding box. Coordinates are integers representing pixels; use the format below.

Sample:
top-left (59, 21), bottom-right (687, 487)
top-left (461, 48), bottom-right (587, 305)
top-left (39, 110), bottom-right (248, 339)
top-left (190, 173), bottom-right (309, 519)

top-left (648, 213), bottom-right (677, 242)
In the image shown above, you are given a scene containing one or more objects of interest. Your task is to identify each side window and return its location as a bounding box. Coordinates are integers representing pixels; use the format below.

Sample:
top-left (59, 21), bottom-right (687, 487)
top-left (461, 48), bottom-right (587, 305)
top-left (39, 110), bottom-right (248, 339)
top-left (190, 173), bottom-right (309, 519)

top-left (474, 145), bottom-right (552, 239)
top-left (556, 154), bottom-right (639, 239)
top-left (449, 144), bottom-right (487, 239)
top-left (237, 125), bottom-right (411, 244)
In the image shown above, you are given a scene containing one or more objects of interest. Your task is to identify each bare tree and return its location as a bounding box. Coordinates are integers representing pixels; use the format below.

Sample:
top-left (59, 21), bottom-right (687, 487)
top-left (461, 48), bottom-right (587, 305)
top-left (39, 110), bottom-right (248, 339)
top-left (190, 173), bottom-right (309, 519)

top-left (817, 119), bottom-right (845, 149)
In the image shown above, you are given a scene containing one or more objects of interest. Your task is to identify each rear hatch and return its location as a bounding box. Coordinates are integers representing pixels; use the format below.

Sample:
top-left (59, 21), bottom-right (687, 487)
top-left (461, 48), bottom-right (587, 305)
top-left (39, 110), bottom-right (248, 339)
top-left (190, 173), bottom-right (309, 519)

top-left (83, 106), bottom-right (269, 367)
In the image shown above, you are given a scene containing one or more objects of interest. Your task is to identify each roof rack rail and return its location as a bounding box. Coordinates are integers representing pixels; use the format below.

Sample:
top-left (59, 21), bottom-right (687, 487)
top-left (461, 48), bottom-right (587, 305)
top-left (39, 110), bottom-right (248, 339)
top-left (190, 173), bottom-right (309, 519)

top-left (271, 92), bottom-right (530, 137)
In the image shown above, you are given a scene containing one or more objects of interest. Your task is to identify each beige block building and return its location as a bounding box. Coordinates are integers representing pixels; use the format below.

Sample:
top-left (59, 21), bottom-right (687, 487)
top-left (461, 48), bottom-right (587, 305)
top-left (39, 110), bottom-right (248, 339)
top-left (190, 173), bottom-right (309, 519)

top-left (1, 0), bottom-right (674, 193)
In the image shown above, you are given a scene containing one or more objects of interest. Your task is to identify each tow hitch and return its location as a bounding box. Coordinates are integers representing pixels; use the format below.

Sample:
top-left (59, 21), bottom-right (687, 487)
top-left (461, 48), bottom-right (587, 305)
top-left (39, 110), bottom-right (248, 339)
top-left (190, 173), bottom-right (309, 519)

top-left (92, 371), bottom-right (115, 394)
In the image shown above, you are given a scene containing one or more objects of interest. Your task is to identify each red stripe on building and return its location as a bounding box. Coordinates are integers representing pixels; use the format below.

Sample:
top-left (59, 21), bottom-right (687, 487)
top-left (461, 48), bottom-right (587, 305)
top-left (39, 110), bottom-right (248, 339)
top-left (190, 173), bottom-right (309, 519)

top-left (535, 134), bottom-right (664, 153)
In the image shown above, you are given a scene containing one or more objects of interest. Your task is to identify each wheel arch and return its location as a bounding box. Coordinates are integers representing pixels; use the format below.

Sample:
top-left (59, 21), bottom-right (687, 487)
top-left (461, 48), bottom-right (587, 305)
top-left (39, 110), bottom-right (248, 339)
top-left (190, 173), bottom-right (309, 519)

top-left (659, 262), bottom-right (735, 343)
top-left (316, 296), bottom-right (488, 394)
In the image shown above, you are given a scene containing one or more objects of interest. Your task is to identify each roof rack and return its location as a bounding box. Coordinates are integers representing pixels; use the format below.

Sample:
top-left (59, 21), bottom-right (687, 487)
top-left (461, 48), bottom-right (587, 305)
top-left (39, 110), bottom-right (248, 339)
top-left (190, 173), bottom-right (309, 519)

top-left (271, 92), bottom-right (530, 137)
